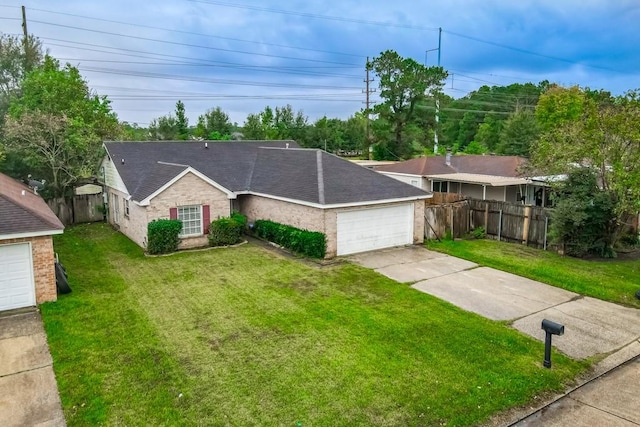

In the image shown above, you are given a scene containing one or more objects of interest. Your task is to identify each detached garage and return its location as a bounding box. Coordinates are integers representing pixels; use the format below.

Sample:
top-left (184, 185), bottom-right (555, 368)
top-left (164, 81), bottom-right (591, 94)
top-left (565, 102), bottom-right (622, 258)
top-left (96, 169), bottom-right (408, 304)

top-left (0, 172), bottom-right (64, 312)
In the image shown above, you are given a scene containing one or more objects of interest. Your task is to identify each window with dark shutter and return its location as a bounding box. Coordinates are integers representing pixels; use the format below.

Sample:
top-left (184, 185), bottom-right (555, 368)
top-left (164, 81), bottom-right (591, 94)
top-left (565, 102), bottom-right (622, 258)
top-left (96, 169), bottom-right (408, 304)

top-left (202, 205), bottom-right (210, 235)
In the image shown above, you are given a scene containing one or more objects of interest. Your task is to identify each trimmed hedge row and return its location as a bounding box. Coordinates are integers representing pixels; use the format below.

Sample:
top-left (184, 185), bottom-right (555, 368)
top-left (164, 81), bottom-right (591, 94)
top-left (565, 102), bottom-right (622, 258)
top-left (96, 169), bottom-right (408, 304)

top-left (208, 213), bottom-right (247, 246)
top-left (147, 219), bottom-right (182, 254)
top-left (253, 220), bottom-right (326, 258)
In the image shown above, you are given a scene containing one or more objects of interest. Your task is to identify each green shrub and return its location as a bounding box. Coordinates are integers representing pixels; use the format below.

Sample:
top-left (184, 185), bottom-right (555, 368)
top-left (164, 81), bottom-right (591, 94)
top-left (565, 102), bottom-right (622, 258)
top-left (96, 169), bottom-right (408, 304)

top-left (147, 219), bottom-right (182, 254)
top-left (209, 213), bottom-right (247, 247)
top-left (471, 226), bottom-right (486, 239)
top-left (231, 212), bottom-right (247, 229)
top-left (550, 168), bottom-right (618, 258)
top-left (253, 220), bottom-right (326, 258)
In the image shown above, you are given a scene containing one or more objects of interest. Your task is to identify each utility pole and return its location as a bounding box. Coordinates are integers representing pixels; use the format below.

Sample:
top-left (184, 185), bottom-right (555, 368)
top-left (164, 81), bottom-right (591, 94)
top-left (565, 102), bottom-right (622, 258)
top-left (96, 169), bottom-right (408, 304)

top-left (21, 6), bottom-right (28, 40)
top-left (21, 5), bottom-right (31, 72)
top-left (363, 56), bottom-right (376, 160)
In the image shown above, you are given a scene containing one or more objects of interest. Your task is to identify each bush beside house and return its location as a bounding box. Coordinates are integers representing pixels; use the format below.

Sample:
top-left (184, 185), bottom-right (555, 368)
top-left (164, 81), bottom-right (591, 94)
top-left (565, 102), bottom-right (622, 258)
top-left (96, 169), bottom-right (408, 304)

top-left (208, 213), bottom-right (247, 247)
top-left (147, 219), bottom-right (182, 254)
top-left (253, 220), bottom-right (326, 258)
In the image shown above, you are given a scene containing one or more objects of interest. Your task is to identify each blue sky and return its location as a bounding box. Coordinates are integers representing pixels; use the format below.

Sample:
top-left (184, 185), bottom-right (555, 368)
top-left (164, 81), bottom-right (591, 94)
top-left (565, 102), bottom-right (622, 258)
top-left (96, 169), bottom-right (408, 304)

top-left (2, 0), bottom-right (639, 126)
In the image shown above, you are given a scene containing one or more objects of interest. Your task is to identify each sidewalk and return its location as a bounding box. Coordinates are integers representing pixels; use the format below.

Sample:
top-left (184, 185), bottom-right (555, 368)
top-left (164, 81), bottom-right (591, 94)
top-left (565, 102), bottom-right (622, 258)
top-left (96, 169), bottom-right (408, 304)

top-left (512, 355), bottom-right (640, 426)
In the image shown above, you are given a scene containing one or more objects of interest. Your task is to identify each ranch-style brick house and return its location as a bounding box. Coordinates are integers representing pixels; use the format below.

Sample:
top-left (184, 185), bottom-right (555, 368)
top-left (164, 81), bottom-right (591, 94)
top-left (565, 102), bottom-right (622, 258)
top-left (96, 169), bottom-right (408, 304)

top-left (0, 172), bottom-right (64, 311)
top-left (101, 141), bottom-right (431, 257)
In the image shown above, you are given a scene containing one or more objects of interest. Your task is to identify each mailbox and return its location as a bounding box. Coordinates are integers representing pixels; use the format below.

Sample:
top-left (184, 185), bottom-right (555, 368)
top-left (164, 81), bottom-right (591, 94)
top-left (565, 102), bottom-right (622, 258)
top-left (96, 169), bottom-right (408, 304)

top-left (541, 318), bottom-right (565, 368)
top-left (542, 319), bottom-right (564, 336)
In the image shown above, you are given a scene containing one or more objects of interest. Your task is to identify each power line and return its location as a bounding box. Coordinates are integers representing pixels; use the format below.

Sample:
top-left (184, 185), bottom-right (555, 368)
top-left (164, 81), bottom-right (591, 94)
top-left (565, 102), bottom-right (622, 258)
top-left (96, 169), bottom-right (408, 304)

top-left (45, 38), bottom-right (358, 70)
top-left (29, 19), bottom-right (361, 66)
top-left (56, 57), bottom-right (363, 79)
top-left (444, 30), bottom-right (629, 75)
top-left (77, 66), bottom-right (363, 90)
top-left (92, 84), bottom-right (363, 98)
top-left (28, 7), bottom-right (366, 59)
top-left (187, 0), bottom-right (440, 32)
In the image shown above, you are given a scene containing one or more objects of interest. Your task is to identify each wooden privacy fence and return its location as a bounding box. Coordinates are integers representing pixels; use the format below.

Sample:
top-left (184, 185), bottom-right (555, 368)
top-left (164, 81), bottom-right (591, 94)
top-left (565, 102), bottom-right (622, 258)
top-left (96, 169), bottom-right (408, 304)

top-left (47, 193), bottom-right (105, 226)
top-left (468, 199), bottom-right (551, 248)
top-left (424, 196), bottom-right (552, 249)
top-left (424, 199), bottom-right (471, 240)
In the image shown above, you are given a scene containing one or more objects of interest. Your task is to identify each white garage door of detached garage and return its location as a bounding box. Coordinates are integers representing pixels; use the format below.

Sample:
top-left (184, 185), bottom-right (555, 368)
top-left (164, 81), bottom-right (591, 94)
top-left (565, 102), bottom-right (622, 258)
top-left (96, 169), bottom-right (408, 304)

top-left (0, 243), bottom-right (36, 311)
top-left (337, 204), bottom-right (414, 255)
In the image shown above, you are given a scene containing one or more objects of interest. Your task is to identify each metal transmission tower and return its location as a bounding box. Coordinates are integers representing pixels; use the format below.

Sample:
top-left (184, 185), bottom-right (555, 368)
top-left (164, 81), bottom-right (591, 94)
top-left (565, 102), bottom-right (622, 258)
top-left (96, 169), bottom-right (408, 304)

top-left (363, 57), bottom-right (376, 160)
top-left (425, 28), bottom-right (442, 154)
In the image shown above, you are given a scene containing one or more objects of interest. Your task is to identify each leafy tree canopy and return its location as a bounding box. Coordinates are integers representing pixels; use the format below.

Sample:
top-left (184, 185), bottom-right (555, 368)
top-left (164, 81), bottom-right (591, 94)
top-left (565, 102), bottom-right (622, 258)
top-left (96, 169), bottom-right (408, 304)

top-left (533, 85), bottom-right (640, 247)
top-left (3, 55), bottom-right (119, 198)
top-left (370, 50), bottom-right (447, 159)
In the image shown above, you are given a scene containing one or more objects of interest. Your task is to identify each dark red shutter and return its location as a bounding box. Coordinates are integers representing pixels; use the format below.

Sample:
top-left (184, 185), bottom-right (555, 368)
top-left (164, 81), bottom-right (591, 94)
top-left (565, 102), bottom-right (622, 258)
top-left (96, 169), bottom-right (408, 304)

top-left (169, 207), bottom-right (177, 220)
top-left (202, 205), bottom-right (210, 234)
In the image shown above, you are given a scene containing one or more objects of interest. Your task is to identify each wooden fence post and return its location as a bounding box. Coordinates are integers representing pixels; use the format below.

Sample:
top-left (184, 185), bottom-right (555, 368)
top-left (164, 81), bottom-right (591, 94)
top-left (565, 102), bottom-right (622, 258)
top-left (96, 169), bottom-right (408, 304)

top-left (484, 203), bottom-right (489, 230)
top-left (522, 205), bottom-right (531, 245)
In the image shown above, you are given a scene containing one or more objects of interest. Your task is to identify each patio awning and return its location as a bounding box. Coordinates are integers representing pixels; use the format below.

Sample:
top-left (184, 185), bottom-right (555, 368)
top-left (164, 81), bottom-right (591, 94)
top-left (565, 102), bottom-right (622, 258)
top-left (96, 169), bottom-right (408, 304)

top-left (425, 173), bottom-right (532, 186)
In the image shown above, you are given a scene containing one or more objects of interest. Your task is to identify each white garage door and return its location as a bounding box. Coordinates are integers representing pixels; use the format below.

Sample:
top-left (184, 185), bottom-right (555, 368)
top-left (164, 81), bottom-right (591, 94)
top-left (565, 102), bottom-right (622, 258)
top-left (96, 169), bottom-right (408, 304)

top-left (337, 204), bottom-right (414, 255)
top-left (0, 243), bottom-right (36, 311)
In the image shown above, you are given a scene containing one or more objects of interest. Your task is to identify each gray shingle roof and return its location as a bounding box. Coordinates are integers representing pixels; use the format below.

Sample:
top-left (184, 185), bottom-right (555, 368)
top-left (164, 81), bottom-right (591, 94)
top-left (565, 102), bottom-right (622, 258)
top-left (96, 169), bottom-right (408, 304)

top-left (104, 141), bottom-right (429, 205)
top-left (0, 172), bottom-right (64, 236)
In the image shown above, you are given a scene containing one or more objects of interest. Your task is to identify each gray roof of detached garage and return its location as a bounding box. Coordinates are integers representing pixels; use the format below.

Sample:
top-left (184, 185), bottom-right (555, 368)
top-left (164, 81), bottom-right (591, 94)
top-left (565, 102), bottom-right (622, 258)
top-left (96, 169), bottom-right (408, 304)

top-left (104, 141), bottom-right (429, 205)
top-left (0, 172), bottom-right (64, 237)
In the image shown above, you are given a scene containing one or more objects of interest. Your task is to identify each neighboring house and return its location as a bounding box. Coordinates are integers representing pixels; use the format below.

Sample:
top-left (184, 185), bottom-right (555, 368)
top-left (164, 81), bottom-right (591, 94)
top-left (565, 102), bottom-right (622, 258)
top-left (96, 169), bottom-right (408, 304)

top-left (0, 172), bottom-right (64, 311)
top-left (101, 141), bottom-right (431, 257)
top-left (375, 153), bottom-right (553, 206)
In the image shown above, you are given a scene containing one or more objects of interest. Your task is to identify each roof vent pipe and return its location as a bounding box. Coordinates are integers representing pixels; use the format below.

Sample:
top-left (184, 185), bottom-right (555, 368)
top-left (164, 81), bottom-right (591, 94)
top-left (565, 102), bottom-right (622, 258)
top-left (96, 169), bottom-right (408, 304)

top-left (286, 143), bottom-right (289, 149)
top-left (205, 142), bottom-right (208, 149)
top-left (121, 158), bottom-right (125, 165)
top-left (445, 150), bottom-right (451, 166)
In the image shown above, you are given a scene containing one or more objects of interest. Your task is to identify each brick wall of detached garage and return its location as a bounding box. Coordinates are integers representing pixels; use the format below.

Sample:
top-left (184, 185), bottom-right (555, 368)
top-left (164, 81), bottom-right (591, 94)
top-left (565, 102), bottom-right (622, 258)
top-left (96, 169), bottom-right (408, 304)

top-left (0, 236), bottom-right (58, 303)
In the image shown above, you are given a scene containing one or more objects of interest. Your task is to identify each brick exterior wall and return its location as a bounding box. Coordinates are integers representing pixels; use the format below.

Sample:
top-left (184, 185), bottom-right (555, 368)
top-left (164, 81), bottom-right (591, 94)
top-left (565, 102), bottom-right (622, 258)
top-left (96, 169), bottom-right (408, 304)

top-left (240, 195), bottom-right (424, 258)
top-left (0, 236), bottom-right (57, 304)
top-left (107, 172), bottom-right (233, 250)
top-left (239, 195), bottom-right (337, 256)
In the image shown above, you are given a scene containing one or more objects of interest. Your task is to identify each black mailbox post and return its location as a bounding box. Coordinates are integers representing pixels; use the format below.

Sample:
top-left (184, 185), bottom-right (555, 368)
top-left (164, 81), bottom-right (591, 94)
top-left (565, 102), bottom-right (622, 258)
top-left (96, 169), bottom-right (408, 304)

top-left (541, 319), bottom-right (564, 368)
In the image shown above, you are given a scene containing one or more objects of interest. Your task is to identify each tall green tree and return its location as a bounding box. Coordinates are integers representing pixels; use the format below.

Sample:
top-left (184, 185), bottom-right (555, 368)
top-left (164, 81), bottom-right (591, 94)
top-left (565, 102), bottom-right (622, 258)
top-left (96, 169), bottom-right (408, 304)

top-left (474, 115), bottom-right (503, 152)
top-left (242, 113), bottom-right (266, 140)
top-left (0, 33), bottom-right (44, 164)
top-left (120, 122), bottom-right (149, 141)
top-left (195, 106), bottom-right (233, 140)
top-left (243, 105), bottom-right (308, 141)
top-left (0, 33), bottom-right (43, 120)
top-left (148, 115), bottom-right (179, 140)
top-left (497, 109), bottom-right (539, 156)
top-left (441, 82), bottom-right (546, 152)
top-left (3, 55), bottom-right (119, 198)
top-left (175, 100), bottom-right (189, 140)
top-left (370, 50), bottom-right (448, 159)
top-left (532, 85), bottom-right (640, 247)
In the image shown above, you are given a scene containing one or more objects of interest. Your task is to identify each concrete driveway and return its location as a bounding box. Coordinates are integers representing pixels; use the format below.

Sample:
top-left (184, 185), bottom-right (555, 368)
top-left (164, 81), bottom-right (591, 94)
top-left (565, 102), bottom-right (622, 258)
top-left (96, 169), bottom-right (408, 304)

top-left (0, 310), bottom-right (65, 427)
top-left (349, 246), bottom-right (640, 361)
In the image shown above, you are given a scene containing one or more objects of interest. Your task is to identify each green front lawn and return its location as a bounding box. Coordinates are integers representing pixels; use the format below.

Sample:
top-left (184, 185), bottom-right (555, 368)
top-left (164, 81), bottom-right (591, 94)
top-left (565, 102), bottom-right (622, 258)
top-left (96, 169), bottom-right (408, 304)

top-left (43, 224), bottom-right (587, 426)
top-left (427, 239), bottom-right (640, 308)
